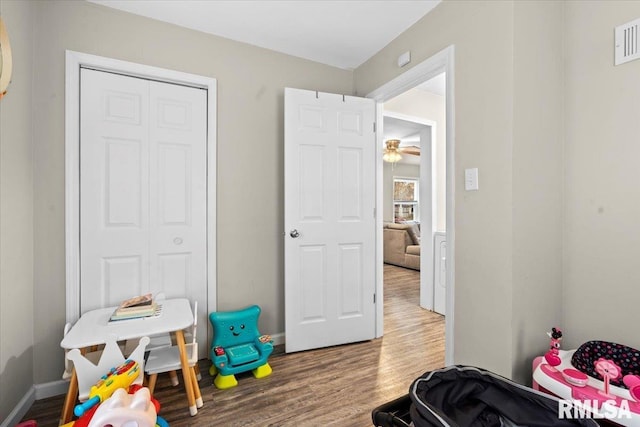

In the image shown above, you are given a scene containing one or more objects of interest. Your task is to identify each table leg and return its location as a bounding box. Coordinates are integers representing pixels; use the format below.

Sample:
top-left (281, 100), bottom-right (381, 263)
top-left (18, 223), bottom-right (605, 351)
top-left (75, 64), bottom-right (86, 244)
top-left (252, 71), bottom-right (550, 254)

top-left (60, 368), bottom-right (78, 425)
top-left (175, 329), bottom-right (197, 416)
top-left (190, 366), bottom-right (203, 408)
top-left (169, 370), bottom-right (179, 386)
top-left (147, 373), bottom-right (158, 394)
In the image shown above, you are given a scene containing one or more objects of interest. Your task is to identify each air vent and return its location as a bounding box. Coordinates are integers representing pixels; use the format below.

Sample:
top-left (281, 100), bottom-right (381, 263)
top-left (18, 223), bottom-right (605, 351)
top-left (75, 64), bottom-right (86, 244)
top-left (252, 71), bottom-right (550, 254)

top-left (615, 18), bottom-right (640, 65)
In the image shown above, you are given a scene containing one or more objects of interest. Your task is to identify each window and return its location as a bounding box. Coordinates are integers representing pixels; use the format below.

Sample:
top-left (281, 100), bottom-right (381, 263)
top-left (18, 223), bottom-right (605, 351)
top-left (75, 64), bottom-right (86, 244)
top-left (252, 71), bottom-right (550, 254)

top-left (393, 178), bottom-right (419, 223)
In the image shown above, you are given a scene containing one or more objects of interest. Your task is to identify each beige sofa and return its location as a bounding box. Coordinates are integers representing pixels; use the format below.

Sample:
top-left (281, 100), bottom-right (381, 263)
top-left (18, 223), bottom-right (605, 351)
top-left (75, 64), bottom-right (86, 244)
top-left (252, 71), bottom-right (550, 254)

top-left (383, 222), bottom-right (420, 270)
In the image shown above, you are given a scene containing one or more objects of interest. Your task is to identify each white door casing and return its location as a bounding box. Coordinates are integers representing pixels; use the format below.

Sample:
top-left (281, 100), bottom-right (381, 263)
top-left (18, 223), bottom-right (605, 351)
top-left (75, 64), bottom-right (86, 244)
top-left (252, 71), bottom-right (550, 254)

top-left (66, 51), bottom-right (216, 359)
top-left (419, 125), bottom-right (436, 311)
top-left (284, 88), bottom-right (377, 353)
top-left (433, 232), bottom-right (447, 315)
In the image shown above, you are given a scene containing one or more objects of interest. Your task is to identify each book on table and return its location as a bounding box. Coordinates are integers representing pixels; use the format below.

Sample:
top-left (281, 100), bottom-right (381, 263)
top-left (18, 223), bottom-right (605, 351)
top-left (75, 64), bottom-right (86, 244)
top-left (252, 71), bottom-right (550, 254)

top-left (118, 293), bottom-right (153, 309)
top-left (109, 294), bottom-right (159, 321)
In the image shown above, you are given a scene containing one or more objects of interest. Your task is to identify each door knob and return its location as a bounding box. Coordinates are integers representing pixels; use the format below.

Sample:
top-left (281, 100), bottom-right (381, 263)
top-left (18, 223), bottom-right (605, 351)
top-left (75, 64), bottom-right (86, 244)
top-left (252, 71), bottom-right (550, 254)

top-left (289, 229), bottom-right (300, 238)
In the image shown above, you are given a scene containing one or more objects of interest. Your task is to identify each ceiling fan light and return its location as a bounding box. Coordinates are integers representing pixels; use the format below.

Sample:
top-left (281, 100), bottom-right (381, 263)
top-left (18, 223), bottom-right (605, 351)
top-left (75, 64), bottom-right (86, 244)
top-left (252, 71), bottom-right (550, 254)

top-left (383, 150), bottom-right (402, 163)
top-left (383, 139), bottom-right (402, 163)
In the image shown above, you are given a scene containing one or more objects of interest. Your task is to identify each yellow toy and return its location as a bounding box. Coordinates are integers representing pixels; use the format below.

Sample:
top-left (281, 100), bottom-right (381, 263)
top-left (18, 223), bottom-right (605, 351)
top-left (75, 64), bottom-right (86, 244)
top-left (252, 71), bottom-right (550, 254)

top-left (74, 359), bottom-right (140, 417)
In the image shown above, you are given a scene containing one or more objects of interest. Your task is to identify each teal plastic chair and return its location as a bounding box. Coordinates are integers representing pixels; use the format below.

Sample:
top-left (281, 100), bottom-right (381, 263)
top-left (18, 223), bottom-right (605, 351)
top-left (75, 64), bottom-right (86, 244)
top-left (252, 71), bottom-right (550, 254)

top-left (209, 305), bottom-right (273, 389)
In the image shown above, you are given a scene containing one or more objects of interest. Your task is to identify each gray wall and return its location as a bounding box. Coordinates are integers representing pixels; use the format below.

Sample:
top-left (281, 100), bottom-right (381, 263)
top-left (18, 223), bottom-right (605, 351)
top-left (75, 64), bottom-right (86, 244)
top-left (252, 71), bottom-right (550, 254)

top-left (511, 0), bottom-right (564, 384)
top-left (0, 0), bottom-right (36, 419)
top-left (356, 0), bottom-right (518, 377)
top-left (358, 0), bottom-right (640, 382)
top-left (33, 0), bottom-right (352, 383)
top-left (1, 0), bottom-right (353, 406)
top-left (563, 1), bottom-right (640, 351)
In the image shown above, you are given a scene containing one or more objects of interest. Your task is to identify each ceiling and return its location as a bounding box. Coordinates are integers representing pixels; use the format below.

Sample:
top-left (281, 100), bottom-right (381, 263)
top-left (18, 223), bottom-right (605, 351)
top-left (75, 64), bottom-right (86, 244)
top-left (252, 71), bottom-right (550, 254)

top-left (87, 0), bottom-right (441, 70)
top-left (383, 70), bottom-right (445, 165)
top-left (417, 72), bottom-right (445, 96)
top-left (384, 116), bottom-right (425, 145)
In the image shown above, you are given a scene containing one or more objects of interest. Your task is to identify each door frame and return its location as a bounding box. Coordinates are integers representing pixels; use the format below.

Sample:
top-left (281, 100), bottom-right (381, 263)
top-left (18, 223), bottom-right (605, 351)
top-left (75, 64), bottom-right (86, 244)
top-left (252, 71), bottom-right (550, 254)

top-left (368, 45), bottom-right (455, 366)
top-left (64, 50), bottom-right (217, 323)
top-left (382, 111), bottom-right (437, 310)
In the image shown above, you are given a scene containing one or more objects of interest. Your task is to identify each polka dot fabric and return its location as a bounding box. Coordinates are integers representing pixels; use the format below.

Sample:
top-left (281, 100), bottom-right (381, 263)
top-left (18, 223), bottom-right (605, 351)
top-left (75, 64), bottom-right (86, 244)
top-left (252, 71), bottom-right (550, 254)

top-left (571, 340), bottom-right (640, 389)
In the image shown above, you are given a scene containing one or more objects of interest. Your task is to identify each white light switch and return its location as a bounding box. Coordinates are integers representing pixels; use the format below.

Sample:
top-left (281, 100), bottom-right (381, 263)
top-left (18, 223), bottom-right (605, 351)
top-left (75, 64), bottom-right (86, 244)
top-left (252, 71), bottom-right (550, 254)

top-left (464, 168), bottom-right (479, 191)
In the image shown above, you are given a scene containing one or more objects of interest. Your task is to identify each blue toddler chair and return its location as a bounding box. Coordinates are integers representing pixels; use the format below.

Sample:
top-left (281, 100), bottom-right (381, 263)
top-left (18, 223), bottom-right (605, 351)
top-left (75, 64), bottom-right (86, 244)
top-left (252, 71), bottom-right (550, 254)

top-left (209, 305), bottom-right (273, 389)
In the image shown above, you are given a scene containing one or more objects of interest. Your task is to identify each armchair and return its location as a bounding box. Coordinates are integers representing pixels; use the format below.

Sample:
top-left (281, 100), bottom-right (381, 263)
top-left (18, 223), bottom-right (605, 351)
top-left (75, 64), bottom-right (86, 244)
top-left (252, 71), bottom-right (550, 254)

top-left (209, 305), bottom-right (273, 389)
top-left (383, 222), bottom-right (420, 270)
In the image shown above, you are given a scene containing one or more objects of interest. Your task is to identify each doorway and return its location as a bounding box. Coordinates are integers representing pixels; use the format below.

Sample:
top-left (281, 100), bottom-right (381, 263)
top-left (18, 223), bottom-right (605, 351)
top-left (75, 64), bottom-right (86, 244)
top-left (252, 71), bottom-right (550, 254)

top-left (381, 112), bottom-right (437, 311)
top-left (369, 46), bottom-right (455, 365)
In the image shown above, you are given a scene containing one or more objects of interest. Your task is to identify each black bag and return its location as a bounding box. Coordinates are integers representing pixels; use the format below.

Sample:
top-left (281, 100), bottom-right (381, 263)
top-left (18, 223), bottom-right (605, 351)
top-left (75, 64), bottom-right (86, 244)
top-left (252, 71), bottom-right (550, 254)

top-left (372, 394), bottom-right (413, 427)
top-left (373, 366), bottom-right (600, 427)
top-left (409, 366), bottom-right (599, 427)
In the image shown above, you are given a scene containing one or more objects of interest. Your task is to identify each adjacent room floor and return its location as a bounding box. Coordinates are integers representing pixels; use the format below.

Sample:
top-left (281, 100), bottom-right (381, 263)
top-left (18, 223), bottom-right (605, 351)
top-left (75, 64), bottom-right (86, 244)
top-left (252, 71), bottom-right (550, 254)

top-left (22, 264), bottom-right (445, 426)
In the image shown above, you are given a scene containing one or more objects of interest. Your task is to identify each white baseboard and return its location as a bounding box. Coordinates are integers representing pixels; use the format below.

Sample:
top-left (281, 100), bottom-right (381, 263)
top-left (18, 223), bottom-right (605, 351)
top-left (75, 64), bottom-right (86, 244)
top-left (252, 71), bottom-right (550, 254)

top-left (270, 332), bottom-right (285, 347)
top-left (1, 386), bottom-right (35, 427)
top-left (35, 379), bottom-right (68, 399)
top-left (0, 381), bottom-right (68, 427)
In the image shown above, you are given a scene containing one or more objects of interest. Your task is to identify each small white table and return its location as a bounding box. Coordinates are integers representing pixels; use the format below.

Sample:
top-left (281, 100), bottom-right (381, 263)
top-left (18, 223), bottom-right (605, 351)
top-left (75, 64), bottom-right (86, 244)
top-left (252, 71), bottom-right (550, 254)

top-left (60, 298), bottom-right (201, 424)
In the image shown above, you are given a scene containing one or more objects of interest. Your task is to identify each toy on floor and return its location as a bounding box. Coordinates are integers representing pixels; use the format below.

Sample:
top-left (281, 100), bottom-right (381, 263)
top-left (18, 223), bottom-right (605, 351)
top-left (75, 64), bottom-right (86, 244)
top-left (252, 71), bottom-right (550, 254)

top-left (87, 387), bottom-right (157, 427)
top-left (66, 334), bottom-right (150, 402)
top-left (74, 359), bottom-right (140, 417)
top-left (209, 305), bottom-right (273, 389)
top-left (62, 385), bottom-right (168, 427)
top-left (533, 329), bottom-right (640, 426)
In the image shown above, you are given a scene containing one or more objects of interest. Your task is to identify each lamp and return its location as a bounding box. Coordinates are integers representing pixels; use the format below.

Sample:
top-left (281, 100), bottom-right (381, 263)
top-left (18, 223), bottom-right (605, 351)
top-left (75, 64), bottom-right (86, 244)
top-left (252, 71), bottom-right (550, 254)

top-left (383, 139), bottom-right (402, 163)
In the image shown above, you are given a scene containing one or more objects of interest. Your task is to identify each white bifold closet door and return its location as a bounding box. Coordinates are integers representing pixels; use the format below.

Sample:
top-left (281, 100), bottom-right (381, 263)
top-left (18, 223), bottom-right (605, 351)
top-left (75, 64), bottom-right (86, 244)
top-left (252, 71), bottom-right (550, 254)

top-left (80, 68), bottom-right (207, 357)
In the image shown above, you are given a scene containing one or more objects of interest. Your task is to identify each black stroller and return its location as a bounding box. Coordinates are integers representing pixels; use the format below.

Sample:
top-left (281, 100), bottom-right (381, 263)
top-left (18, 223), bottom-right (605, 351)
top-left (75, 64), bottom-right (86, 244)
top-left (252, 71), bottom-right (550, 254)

top-left (372, 365), bottom-right (599, 427)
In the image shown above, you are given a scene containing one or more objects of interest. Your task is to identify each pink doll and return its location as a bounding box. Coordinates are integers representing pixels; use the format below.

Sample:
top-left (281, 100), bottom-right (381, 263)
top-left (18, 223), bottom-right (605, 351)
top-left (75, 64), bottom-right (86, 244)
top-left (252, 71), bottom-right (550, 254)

top-left (544, 327), bottom-right (563, 366)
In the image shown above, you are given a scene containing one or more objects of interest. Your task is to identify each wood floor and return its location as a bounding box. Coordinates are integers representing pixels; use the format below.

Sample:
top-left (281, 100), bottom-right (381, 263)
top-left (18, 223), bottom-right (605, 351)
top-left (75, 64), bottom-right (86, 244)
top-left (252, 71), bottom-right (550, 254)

top-left (21, 264), bottom-right (445, 426)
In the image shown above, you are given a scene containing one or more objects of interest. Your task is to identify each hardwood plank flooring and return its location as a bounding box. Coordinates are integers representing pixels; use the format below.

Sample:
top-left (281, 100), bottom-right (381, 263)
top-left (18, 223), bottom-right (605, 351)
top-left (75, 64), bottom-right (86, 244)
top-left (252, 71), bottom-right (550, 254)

top-left (21, 264), bottom-right (445, 426)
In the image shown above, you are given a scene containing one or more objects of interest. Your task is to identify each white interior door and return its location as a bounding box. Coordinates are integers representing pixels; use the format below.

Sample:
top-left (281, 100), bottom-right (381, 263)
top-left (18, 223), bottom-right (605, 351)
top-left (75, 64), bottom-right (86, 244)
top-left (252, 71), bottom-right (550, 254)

top-left (80, 68), bottom-right (208, 356)
top-left (284, 88), bottom-right (376, 353)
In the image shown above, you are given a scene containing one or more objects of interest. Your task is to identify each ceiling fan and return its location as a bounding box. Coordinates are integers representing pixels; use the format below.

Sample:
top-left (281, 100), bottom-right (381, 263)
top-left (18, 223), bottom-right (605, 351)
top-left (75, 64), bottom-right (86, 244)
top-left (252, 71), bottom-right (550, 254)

top-left (383, 139), bottom-right (420, 163)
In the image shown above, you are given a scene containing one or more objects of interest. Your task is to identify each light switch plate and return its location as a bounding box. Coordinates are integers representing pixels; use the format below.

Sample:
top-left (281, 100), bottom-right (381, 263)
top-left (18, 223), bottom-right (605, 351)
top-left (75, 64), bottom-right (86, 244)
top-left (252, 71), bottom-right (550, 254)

top-left (465, 168), bottom-right (479, 191)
